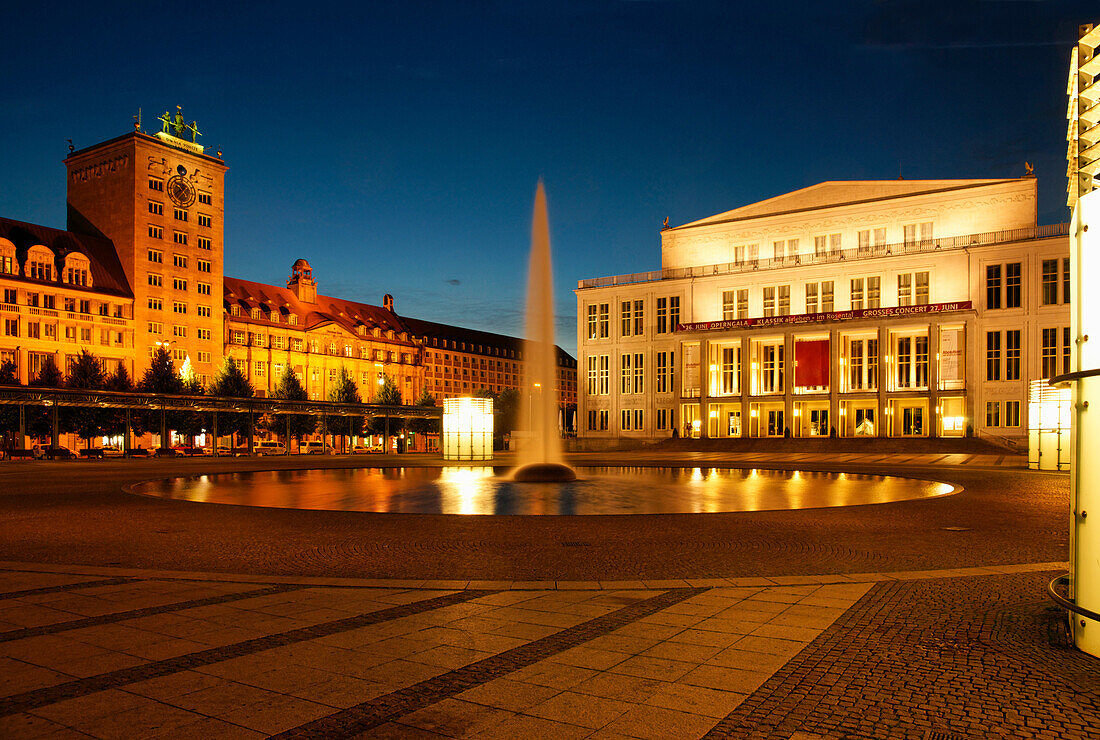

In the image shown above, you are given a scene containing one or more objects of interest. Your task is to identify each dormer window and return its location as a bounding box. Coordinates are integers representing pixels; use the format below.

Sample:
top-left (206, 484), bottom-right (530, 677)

top-left (270, 311), bottom-right (279, 322)
top-left (63, 254), bottom-right (91, 287)
top-left (357, 325), bottom-right (366, 336)
top-left (289, 314), bottom-right (298, 326)
top-left (26, 246), bottom-right (54, 281)
top-left (231, 305), bottom-right (241, 316)
top-left (0, 239), bottom-right (15, 275)
top-left (372, 327), bottom-right (381, 338)
top-left (251, 308), bottom-right (262, 320)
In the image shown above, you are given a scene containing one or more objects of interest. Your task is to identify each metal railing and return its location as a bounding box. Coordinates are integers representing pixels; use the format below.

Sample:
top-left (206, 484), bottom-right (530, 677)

top-left (0, 384), bottom-right (442, 419)
top-left (577, 223), bottom-right (1069, 289)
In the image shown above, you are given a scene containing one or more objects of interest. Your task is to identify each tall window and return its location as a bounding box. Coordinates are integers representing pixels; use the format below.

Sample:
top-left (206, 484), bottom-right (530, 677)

top-left (813, 236), bottom-right (826, 257)
top-left (763, 287), bottom-right (775, 317)
top-left (1041, 328), bottom-right (1058, 378)
top-left (655, 351), bottom-right (674, 393)
top-left (898, 338), bottom-right (913, 387)
top-left (821, 281), bottom-right (834, 312)
top-left (857, 230), bottom-right (871, 253)
top-left (760, 343), bottom-right (784, 394)
top-left (1006, 263), bottom-right (1021, 308)
top-left (656, 298), bottom-right (667, 333)
top-left (598, 355), bottom-right (609, 395)
top-left (986, 265), bottom-right (1002, 309)
top-left (1005, 400), bottom-right (1020, 427)
top-left (846, 338), bottom-right (878, 391)
top-left (669, 297), bottom-right (680, 329)
top-left (1064, 258), bottom-right (1072, 305)
top-left (620, 301), bottom-right (632, 336)
top-left (1005, 330), bottom-right (1021, 381)
top-left (633, 300), bottom-right (644, 335)
top-left (986, 331), bottom-right (1001, 381)
top-left (722, 291), bottom-right (736, 321)
top-left (587, 305), bottom-right (598, 339)
top-left (898, 274), bottom-right (912, 306)
top-left (736, 290), bottom-right (748, 319)
top-left (778, 285), bottom-right (790, 316)
top-left (1065, 326), bottom-right (1073, 376)
top-left (620, 353), bottom-right (633, 394)
top-left (986, 401), bottom-right (1000, 427)
top-left (868, 276), bottom-right (881, 309)
top-left (598, 303), bottom-right (609, 337)
top-left (851, 278), bottom-right (864, 310)
top-left (720, 346), bottom-right (739, 395)
top-left (1042, 259), bottom-right (1059, 305)
top-left (633, 353), bottom-right (644, 393)
top-left (805, 283), bottom-right (818, 313)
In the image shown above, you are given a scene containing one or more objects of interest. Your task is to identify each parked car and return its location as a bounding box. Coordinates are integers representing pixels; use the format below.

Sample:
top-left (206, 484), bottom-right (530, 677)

top-left (299, 441), bottom-right (331, 454)
top-left (128, 447), bottom-right (151, 458)
top-left (215, 445), bottom-right (247, 457)
top-left (78, 448), bottom-right (105, 459)
top-left (351, 444), bottom-right (384, 454)
top-left (153, 447), bottom-right (177, 457)
top-left (102, 446), bottom-right (125, 458)
top-left (253, 440), bottom-right (287, 456)
top-left (37, 446), bottom-right (76, 460)
top-left (172, 446), bottom-right (205, 457)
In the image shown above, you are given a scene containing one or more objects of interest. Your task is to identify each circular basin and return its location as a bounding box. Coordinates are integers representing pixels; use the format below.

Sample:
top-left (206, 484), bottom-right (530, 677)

top-left (131, 466), bottom-right (956, 515)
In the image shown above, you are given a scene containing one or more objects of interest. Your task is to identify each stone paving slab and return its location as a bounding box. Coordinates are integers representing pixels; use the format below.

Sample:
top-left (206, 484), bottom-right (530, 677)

top-left (0, 566), bottom-right (1094, 738)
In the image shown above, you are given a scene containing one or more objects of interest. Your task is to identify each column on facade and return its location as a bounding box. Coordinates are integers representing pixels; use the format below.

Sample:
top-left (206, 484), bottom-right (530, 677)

top-left (783, 332), bottom-right (794, 437)
top-left (699, 338), bottom-right (711, 438)
top-left (877, 324), bottom-right (890, 437)
top-left (739, 335), bottom-right (750, 438)
top-left (928, 319), bottom-right (940, 437)
top-left (829, 327), bottom-right (840, 437)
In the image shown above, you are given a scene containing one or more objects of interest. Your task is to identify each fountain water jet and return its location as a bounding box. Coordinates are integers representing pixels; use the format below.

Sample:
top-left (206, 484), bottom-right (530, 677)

top-left (513, 182), bottom-right (576, 482)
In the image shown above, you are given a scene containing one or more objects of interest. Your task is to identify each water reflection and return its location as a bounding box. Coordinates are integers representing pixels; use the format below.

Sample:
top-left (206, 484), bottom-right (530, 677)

top-left (133, 467), bottom-right (955, 516)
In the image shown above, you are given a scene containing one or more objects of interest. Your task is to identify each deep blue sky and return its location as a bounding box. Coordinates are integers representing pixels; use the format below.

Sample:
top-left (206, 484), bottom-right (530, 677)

top-left (0, 1), bottom-right (1093, 356)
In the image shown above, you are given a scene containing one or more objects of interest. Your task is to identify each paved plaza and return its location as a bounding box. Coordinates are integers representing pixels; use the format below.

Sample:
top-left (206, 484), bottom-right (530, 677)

top-left (0, 451), bottom-right (1095, 738)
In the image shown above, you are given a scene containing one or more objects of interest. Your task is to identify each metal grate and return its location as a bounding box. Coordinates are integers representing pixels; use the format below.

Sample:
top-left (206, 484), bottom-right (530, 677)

top-left (561, 541), bottom-right (592, 547)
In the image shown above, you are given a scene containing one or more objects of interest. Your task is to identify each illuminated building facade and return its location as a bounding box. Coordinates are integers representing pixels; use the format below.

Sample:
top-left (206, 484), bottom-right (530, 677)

top-left (576, 177), bottom-right (1070, 445)
top-left (0, 218), bottom-right (135, 380)
top-left (403, 316), bottom-right (577, 407)
top-left (65, 118), bottom-right (227, 383)
top-left (224, 264), bottom-right (421, 401)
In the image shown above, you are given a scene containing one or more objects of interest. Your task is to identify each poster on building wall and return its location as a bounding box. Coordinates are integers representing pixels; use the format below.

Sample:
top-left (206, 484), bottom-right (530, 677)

top-left (940, 329), bottom-right (961, 384)
top-left (795, 339), bottom-right (830, 388)
top-left (683, 343), bottom-right (700, 392)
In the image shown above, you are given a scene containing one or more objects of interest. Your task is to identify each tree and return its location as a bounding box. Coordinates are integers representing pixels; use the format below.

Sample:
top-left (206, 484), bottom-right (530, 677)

top-left (173, 376), bottom-right (208, 445)
top-left (328, 366), bottom-right (363, 451)
top-left (138, 348), bottom-right (184, 447)
top-left (62, 350), bottom-right (107, 449)
top-left (367, 374), bottom-right (404, 438)
top-left (407, 389), bottom-right (439, 437)
top-left (267, 366), bottom-right (316, 447)
top-left (27, 356), bottom-right (62, 440)
top-left (495, 387), bottom-right (521, 435)
top-left (0, 360), bottom-right (20, 445)
top-left (208, 357), bottom-right (254, 440)
top-left (104, 364), bottom-right (139, 440)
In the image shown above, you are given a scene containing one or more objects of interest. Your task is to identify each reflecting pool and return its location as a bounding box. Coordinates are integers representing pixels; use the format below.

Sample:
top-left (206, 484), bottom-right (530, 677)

top-left (131, 466), bottom-right (956, 515)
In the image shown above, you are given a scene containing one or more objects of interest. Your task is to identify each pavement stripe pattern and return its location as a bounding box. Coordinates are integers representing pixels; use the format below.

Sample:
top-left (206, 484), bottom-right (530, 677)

top-left (0, 576), bottom-right (136, 600)
top-left (0, 583), bottom-right (306, 643)
top-left (271, 587), bottom-right (708, 738)
top-left (0, 588), bottom-right (497, 717)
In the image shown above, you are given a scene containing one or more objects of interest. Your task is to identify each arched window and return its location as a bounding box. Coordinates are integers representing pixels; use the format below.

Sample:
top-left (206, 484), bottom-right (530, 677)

top-left (0, 239), bottom-right (16, 276)
top-left (26, 245), bottom-right (55, 281)
top-left (63, 253), bottom-right (92, 287)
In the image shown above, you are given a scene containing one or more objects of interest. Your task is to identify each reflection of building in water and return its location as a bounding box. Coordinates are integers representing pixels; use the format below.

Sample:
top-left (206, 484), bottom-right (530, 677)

top-left (576, 177), bottom-right (1070, 445)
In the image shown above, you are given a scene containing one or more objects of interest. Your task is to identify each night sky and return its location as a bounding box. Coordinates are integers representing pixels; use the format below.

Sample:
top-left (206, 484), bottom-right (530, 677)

top-left (0, 1), bottom-right (1094, 357)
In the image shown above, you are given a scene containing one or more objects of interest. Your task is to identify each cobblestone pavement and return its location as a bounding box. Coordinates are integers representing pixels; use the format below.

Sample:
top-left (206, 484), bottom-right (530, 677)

top-left (0, 565), bottom-right (1093, 738)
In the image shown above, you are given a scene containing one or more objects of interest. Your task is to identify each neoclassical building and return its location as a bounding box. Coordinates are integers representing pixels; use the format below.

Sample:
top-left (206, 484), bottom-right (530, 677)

top-left (576, 177), bottom-right (1070, 445)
